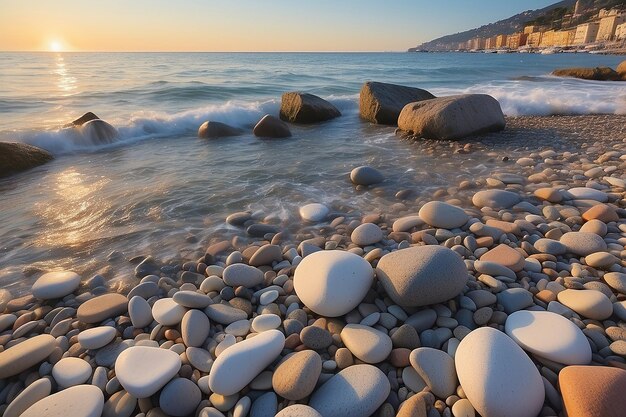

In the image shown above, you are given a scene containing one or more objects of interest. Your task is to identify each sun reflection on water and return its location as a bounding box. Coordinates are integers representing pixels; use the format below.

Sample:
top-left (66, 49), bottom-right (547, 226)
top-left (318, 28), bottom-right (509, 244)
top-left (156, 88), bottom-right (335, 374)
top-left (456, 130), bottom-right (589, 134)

top-left (53, 54), bottom-right (77, 94)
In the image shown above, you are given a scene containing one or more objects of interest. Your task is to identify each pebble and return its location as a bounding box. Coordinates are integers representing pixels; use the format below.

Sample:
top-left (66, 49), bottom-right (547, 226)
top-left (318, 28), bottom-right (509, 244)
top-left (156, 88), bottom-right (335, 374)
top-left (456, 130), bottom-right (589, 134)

top-left (567, 187), bottom-right (608, 202)
top-left (451, 399), bottom-right (475, 417)
top-left (557, 289), bottom-right (613, 320)
top-left (209, 329), bottom-right (285, 396)
top-left (272, 350), bottom-right (322, 400)
top-left (300, 203), bottom-right (329, 222)
top-left (559, 365), bottom-right (626, 417)
top-left (534, 238), bottom-right (567, 255)
top-left (351, 223), bottom-right (383, 246)
top-left (52, 357), bottom-right (93, 387)
top-left (402, 365), bottom-right (428, 392)
top-left (78, 326), bottom-right (117, 350)
top-left (350, 166), bottom-right (384, 186)
top-left (604, 272), bottom-right (626, 294)
top-left (172, 290), bottom-right (212, 308)
top-left (204, 304), bottom-right (248, 325)
top-left (152, 298), bottom-right (187, 326)
top-left (181, 309), bottom-right (210, 347)
top-left (418, 201), bottom-right (468, 229)
top-left (410, 347), bottom-right (457, 398)
top-left (32, 271), bottom-right (81, 299)
top-left (249, 244), bottom-right (283, 267)
top-left (497, 288), bottom-right (534, 314)
top-left (505, 310), bottom-right (591, 365)
top-left (585, 252), bottom-right (618, 269)
top-left (276, 405), bottom-right (323, 417)
top-left (309, 364), bottom-right (390, 417)
top-left (115, 346), bottom-right (181, 398)
top-left (223, 264), bottom-right (264, 288)
top-left (251, 314), bottom-right (281, 332)
top-left (159, 377), bottom-right (202, 417)
top-left (480, 244), bottom-right (525, 272)
top-left (250, 392), bottom-right (277, 417)
top-left (3, 378), bottom-right (51, 417)
top-left (0, 334), bottom-right (56, 378)
top-left (77, 293), bottom-right (128, 324)
top-left (102, 391), bottom-right (136, 417)
top-left (293, 250), bottom-right (373, 317)
top-left (301, 325), bottom-right (333, 350)
top-left (129, 295), bottom-right (153, 328)
top-left (455, 327), bottom-right (544, 417)
top-left (341, 324), bottom-right (393, 363)
top-left (21, 384), bottom-right (104, 417)
top-left (472, 190), bottom-right (521, 209)
top-left (186, 346), bottom-right (213, 372)
top-left (559, 232), bottom-right (608, 256)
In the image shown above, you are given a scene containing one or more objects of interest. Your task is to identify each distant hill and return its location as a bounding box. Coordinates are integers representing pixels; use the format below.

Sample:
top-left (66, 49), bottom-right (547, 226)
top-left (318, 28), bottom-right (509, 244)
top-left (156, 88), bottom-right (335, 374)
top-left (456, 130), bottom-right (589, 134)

top-left (412, 0), bottom-right (577, 51)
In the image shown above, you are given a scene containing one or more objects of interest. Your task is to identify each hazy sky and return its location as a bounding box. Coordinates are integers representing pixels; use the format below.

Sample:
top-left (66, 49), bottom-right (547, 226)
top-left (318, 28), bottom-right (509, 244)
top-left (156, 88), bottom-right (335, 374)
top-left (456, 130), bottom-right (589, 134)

top-left (1, 0), bottom-right (558, 52)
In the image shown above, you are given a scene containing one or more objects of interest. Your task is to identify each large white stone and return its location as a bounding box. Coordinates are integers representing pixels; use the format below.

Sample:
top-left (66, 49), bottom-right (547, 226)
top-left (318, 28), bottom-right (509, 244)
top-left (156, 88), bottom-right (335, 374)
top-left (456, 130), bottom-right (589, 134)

top-left (115, 346), bottom-right (181, 398)
top-left (455, 327), bottom-right (544, 417)
top-left (418, 201), bottom-right (468, 229)
top-left (52, 357), bottom-right (92, 387)
top-left (3, 378), bottom-right (51, 417)
top-left (21, 385), bottom-right (104, 417)
top-left (340, 324), bottom-right (392, 364)
top-left (294, 250), bottom-right (373, 317)
top-left (559, 232), bottom-right (607, 256)
top-left (309, 364), bottom-right (390, 417)
top-left (209, 329), bottom-right (285, 396)
top-left (557, 289), bottom-right (613, 320)
top-left (32, 271), bottom-right (81, 300)
top-left (300, 203), bottom-right (329, 222)
top-left (567, 187), bottom-right (608, 202)
top-left (505, 310), bottom-right (591, 365)
top-left (78, 326), bottom-right (117, 350)
top-left (152, 298), bottom-right (187, 326)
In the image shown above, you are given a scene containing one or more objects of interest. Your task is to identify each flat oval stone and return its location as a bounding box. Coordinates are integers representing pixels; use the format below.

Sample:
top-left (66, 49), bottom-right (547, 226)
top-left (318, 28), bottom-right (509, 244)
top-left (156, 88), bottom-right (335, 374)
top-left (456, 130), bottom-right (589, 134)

top-left (181, 309), bottom-right (211, 347)
top-left (102, 391), bottom-right (136, 417)
top-left (21, 385), bottom-right (104, 417)
top-left (604, 272), bottom-right (626, 294)
top-left (351, 223), bottom-right (383, 246)
top-left (472, 190), bottom-right (521, 210)
top-left (300, 203), bottom-right (329, 222)
top-left (78, 326), bottom-right (117, 350)
top-left (480, 244), bottom-right (525, 272)
top-left (376, 246), bottom-right (468, 307)
top-left (160, 377), bottom-right (202, 417)
top-left (249, 244), bottom-right (283, 267)
top-left (128, 295), bottom-right (153, 328)
top-left (251, 314), bottom-right (281, 332)
top-left (392, 215), bottom-right (425, 233)
top-left (272, 350), bottom-right (322, 400)
top-left (557, 289), bottom-right (613, 320)
top-left (223, 264), bottom-right (264, 287)
top-left (340, 324), bottom-right (392, 364)
top-left (559, 232), bottom-right (608, 256)
top-left (3, 378), bottom-right (51, 417)
top-left (152, 298), bottom-right (187, 326)
top-left (276, 405), bottom-right (323, 417)
top-left (418, 201), bottom-right (468, 229)
top-left (52, 357), bottom-right (92, 387)
top-left (409, 347), bottom-right (457, 398)
top-left (204, 303), bottom-right (248, 324)
top-left (455, 327), bottom-right (544, 417)
top-left (505, 311), bottom-right (591, 365)
top-left (567, 187), bottom-right (608, 202)
top-left (294, 250), bottom-right (373, 317)
top-left (350, 166), bottom-right (384, 186)
top-left (77, 293), bottom-right (128, 324)
top-left (559, 365), bottom-right (626, 417)
top-left (115, 346), bottom-right (181, 398)
top-left (585, 252), bottom-right (619, 270)
top-left (172, 290), bottom-right (212, 308)
top-left (209, 329), bottom-right (285, 396)
top-left (309, 364), bottom-right (390, 417)
top-left (32, 271), bottom-right (81, 299)
top-left (186, 346), bottom-right (213, 372)
top-left (0, 334), bottom-right (56, 378)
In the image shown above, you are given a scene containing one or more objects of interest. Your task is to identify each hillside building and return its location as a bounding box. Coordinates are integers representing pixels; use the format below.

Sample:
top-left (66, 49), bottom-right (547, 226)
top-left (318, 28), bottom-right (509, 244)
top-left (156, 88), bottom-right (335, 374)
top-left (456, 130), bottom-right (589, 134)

top-left (540, 30), bottom-right (556, 47)
top-left (484, 36), bottom-right (498, 49)
top-left (506, 33), bottom-right (528, 49)
top-left (573, 21), bottom-right (600, 44)
top-left (524, 25), bottom-right (547, 34)
top-left (596, 14), bottom-right (626, 41)
top-left (554, 29), bottom-right (577, 46)
top-left (616, 22), bottom-right (626, 40)
top-left (527, 31), bottom-right (543, 47)
top-left (495, 34), bottom-right (508, 48)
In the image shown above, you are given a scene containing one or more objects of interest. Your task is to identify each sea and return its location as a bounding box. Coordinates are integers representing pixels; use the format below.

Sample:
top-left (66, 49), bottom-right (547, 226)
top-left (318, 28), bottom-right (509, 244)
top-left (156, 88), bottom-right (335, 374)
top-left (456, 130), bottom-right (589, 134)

top-left (1, 52), bottom-right (625, 291)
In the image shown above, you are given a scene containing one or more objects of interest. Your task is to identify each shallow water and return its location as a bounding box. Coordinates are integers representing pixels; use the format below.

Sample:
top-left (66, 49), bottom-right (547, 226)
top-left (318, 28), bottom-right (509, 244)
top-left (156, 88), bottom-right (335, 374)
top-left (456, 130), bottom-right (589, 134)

top-left (1, 52), bottom-right (625, 292)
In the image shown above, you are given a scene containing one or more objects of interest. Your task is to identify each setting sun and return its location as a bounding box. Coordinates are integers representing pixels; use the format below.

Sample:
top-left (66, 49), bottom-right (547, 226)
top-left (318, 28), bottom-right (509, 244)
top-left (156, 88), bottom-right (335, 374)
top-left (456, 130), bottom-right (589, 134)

top-left (49, 40), bottom-right (62, 52)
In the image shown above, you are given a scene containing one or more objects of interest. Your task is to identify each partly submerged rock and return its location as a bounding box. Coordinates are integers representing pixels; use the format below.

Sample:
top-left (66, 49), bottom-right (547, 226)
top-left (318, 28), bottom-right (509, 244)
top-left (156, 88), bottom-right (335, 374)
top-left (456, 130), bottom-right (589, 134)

top-left (552, 67), bottom-right (622, 81)
top-left (78, 119), bottom-right (119, 145)
top-left (0, 142), bottom-right (53, 178)
top-left (398, 94), bottom-right (506, 140)
top-left (198, 121), bottom-right (243, 138)
top-left (359, 81), bottom-right (435, 125)
top-left (64, 112), bottom-right (100, 127)
top-left (253, 115), bottom-right (291, 138)
top-left (280, 92), bottom-right (341, 123)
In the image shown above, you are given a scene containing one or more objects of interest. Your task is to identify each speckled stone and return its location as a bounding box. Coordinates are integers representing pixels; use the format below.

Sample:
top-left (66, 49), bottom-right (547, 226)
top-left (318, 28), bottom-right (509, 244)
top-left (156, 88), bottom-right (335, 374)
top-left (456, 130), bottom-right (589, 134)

top-left (272, 350), bottom-right (322, 400)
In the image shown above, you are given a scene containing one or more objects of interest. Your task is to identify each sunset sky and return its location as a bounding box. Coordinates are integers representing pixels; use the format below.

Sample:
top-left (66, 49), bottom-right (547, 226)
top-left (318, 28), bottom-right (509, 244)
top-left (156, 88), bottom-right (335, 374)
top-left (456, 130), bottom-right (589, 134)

top-left (1, 0), bottom-right (558, 52)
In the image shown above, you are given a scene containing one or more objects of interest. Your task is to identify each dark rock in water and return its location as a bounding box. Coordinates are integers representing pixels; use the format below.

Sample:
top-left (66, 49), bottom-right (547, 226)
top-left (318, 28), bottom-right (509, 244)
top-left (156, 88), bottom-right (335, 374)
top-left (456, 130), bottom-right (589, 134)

top-left (397, 94), bottom-right (505, 140)
top-left (359, 81), bottom-right (435, 125)
top-left (134, 256), bottom-right (160, 278)
top-left (64, 112), bottom-right (100, 128)
top-left (226, 212), bottom-right (253, 226)
top-left (618, 61), bottom-right (626, 79)
top-left (198, 121), bottom-right (243, 138)
top-left (79, 119), bottom-right (119, 145)
top-left (253, 115), bottom-right (291, 138)
top-left (552, 67), bottom-right (622, 81)
top-left (279, 92), bottom-right (341, 123)
top-left (247, 224), bottom-right (280, 237)
top-left (0, 142), bottom-right (54, 178)
top-left (350, 166), bottom-right (384, 186)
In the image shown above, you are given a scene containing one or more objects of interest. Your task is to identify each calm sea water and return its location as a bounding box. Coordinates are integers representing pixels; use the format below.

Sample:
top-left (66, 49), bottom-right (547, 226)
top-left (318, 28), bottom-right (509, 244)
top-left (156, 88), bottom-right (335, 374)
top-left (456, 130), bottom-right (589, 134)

top-left (0, 52), bottom-right (625, 291)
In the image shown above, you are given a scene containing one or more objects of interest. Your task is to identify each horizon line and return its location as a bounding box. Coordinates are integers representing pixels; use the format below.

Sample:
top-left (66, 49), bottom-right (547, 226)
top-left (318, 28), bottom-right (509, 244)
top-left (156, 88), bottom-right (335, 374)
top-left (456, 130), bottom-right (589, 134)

top-left (0, 50), bottom-right (411, 54)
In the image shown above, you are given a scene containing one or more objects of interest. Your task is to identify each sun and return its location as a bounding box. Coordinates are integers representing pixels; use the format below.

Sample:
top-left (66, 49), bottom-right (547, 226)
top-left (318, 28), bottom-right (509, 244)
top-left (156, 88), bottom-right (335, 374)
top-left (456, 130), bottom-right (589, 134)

top-left (49, 41), bottom-right (62, 52)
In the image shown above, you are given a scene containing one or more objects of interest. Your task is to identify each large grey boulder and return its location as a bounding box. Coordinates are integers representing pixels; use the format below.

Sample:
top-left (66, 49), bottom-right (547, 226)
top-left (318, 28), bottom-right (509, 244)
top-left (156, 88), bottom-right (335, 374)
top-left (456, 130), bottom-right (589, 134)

top-left (0, 142), bottom-right (53, 178)
top-left (253, 115), bottom-right (291, 138)
top-left (78, 119), bottom-right (119, 145)
top-left (552, 67), bottom-right (621, 81)
top-left (198, 121), bottom-right (242, 138)
top-left (359, 82), bottom-right (435, 125)
top-left (280, 92), bottom-right (341, 123)
top-left (397, 94), bottom-right (505, 140)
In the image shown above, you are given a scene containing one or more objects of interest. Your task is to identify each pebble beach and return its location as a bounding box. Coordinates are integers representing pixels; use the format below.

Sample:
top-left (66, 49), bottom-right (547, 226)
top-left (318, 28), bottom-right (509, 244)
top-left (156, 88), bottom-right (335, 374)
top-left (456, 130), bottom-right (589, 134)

top-left (1, 110), bottom-right (626, 417)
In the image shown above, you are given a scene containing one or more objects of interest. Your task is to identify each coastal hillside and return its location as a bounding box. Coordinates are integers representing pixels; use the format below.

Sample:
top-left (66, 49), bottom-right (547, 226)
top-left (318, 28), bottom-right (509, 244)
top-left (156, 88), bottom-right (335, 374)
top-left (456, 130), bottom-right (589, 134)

top-left (412, 0), bottom-right (578, 51)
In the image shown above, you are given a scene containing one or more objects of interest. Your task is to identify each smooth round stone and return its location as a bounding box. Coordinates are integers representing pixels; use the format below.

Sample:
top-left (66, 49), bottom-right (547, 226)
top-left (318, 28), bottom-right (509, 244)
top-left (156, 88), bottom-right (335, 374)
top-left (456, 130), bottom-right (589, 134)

top-left (309, 364), bottom-right (390, 417)
top-left (455, 327), bottom-right (544, 417)
top-left (128, 295), bottom-right (153, 328)
top-left (472, 190), bottom-right (521, 210)
top-left (480, 244), bottom-right (525, 272)
top-left (418, 201), bottom-right (468, 229)
top-left (250, 392), bottom-right (277, 416)
top-left (505, 311), bottom-right (591, 365)
top-left (32, 271), bottom-right (81, 299)
top-left (452, 399), bottom-right (475, 417)
top-left (172, 291), bottom-right (212, 308)
top-left (580, 218), bottom-right (608, 236)
top-left (496, 288), bottom-right (534, 314)
top-left (560, 232), bottom-right (608, 256)
top-left (559, 365), bottom-right (626, 417)
top-left (557, 289), bottom-right (613, 320)
top-left (0, 334), bottom-right (56, 378)
top-left (223, 264), bottom-right (264, 288)
top-left (300, 203), bottom-right (329, 222)
top-left (614, 301), bottom-right (626, 321)
top-left (77, 293), bottom-right (128, 324)
top-left (402, 366), bottom-right (427, 392)
top-left (204, 304), bottom-right (248, 325)
top-left (102, 391), bottom-right (136, 417)
top-left (78, 326), bottom-right (117, 350)
top-left (251, 314), bottom-right (281, 332)
top-left (186, 346), bottom-right (214, 372)
top-left (301, 325), bottom-right (333, 349)
top-left (350, 166), bottom-right (384, 186)
top-left (340, 324), bottom-right (392, 364)
top-left (567, 187), bottom-right (608, 202)
top-left (249, 244), bottom-right (282, 267)
top-left (272, 350), bottom-right (322, 400)
top-left (376, 246), bottom-right (468, 307)
top-left (604, 272), bottom-right (626, 294)
top-left (409, 347), bottom-right (457, 398)
top-left (52, 357), bottom-right (92, 387)
top-left (534, 238), bottom-right (567, 255)
top-left (209, 329), bottom-right (285, 396)
top-left (181, 309), bottom-right (211, 347)
top-left (294, 250), bottom-right (373, 317)
top-left (585, 252), bottom-right (619, 269)
top-left (21, 385), bottom-right (104, 417)
top-left (3, 378), bottom-right (51, 417)
top-left (152, 298), bottom-right (187, 326)
top-left (351, 223), bottom-right (383, 246)
top-left (392, 215), bottom-right (425, 232)
top-left (115, 346), bottom-right (181, 398)
top-left (259, 290), bottom-right (279, 305)
top-left (276, 405), bottom-right (323, 417)
top-left (225, 319), bottom-right (251, 336)
top-left (160, 377), bottom-right (202, 417)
